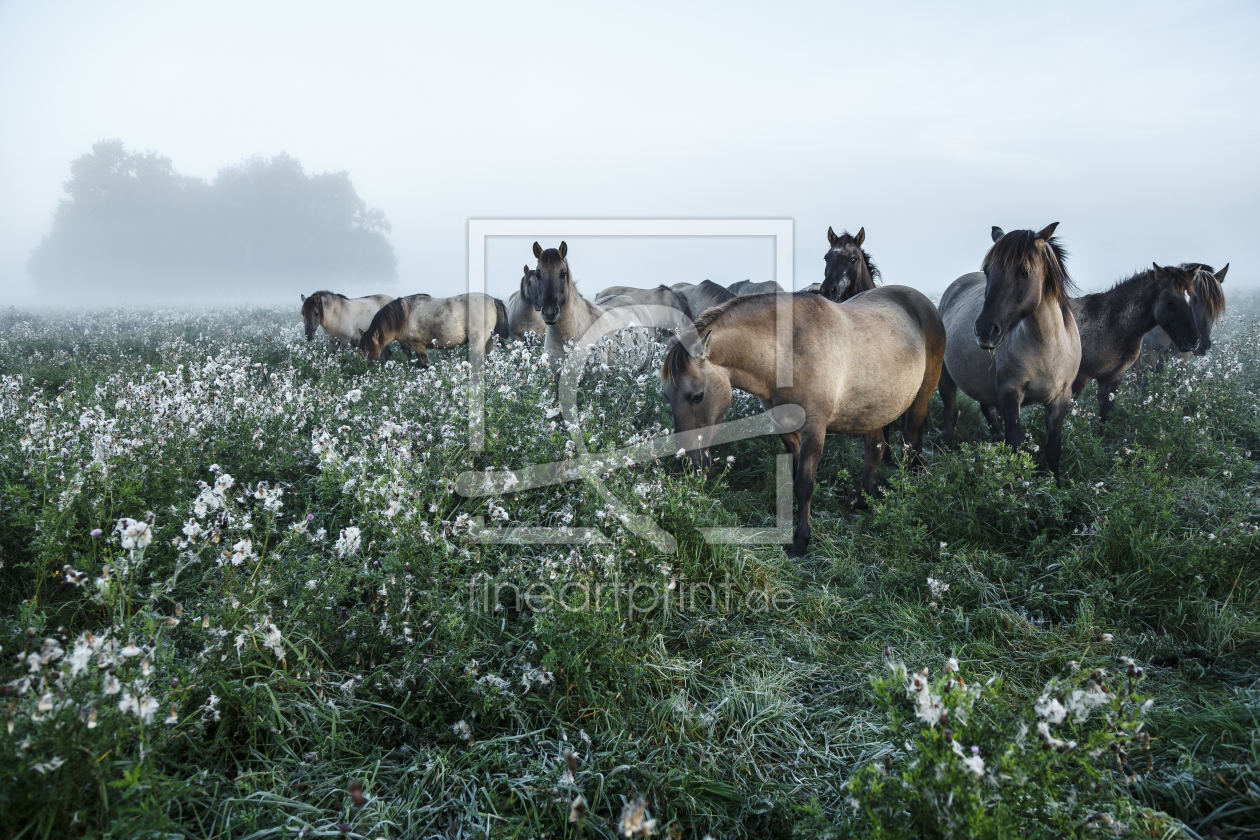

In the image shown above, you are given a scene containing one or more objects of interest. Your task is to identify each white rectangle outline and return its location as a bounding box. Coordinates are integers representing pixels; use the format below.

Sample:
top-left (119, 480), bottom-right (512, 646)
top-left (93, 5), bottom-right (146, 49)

top-left (466, 218), bottom-right (795, 452)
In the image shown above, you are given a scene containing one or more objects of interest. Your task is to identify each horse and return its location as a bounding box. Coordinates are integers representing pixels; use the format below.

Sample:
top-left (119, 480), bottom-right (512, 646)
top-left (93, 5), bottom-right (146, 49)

top-left (359, 292), bottom-right (508, 367)
top-left (821, 226), bottom-right (880, 302)
top-left (506, 266), bottom-right (547, 341)
top-left (671, 280), bottom-right (736, 317)
top-left (938, 224), bottom-right (1081, 479)
top-left (727, 279), bottom-right (784, 296)
top-left (1142, 263), bottom-right (1228, 361)
top-left (595, 285), bottom-right (693, 319)
top-left (532, 241), bottom-right (655, 368)
top-left (662, 288), bottom-right (945, 558)
top-left (1071, 263), bottom-right (1199, 423)
top-left (300, 291), bottom-right (394, 348)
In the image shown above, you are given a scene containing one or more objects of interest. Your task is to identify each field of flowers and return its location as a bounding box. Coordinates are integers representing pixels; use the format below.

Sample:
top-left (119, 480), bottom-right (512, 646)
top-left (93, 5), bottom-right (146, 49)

top-left (1, 300), bottom-right (1258, 839)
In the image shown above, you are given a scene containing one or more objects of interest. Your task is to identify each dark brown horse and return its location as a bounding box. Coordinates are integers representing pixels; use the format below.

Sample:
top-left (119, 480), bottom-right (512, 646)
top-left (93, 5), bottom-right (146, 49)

top-left (939, 224), bottom-right (1081, 479)
top-left (662, 288), bottom-right (945, 557)
top-left (1071, 263), bottom-right (1199, 422)
top-left (820, 227), bottom-right (880, 302)
top-left (671, 280), bottom-right (736, 317)
top-left (1143, 263), bottom-right (1228, 360)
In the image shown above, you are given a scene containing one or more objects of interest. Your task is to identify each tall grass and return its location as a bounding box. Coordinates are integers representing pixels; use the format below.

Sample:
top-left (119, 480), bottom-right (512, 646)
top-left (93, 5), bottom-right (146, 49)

top-left (0, 299), bottom-right (1257, 838)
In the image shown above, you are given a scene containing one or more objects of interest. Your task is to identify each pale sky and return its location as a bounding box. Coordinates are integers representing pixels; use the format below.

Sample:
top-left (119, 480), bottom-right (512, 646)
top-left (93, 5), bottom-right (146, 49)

top-left (1, 0), bottom-right (1257, 304)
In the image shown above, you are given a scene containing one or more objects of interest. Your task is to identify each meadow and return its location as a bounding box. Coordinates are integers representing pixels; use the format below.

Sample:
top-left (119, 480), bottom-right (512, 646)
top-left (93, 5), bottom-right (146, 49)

top-left (1, 299), bottom-right (1258, 839)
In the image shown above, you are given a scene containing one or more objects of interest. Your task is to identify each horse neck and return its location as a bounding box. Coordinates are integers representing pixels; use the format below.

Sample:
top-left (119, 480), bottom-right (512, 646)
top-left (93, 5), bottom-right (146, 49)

top-left (706, 302), bottom-right (781, 398)
top-left (1099, 272), bottom-right (1164, 345)
top-left (551, 280), bottom-right (599, 342)
top-left (1020, 293), bottom-right (1075, 344)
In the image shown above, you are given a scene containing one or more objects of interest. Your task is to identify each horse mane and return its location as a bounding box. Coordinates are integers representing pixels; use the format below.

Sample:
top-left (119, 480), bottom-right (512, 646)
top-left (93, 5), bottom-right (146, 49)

top-left (661, 293), bottom-right (786, 384)
top-left (364, 297), bottom-right (408, 345)
top-left (982, 230), bottom-right (1075, 311)
top-left (1181, 263), bottom-right (1226, 319)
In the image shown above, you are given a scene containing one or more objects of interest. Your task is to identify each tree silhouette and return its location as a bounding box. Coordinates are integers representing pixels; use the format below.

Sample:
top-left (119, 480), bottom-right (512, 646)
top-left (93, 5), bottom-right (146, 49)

top-left (29, 141), bottom-right (397, 302)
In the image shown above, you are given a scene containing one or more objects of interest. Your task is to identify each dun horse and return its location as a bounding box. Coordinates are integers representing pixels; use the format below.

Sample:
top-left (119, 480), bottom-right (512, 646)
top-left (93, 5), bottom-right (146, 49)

top-left (300, 291), bottom-right (393, 348)
top-left (938, 224), bottom-right (1081, 479)
top-left (532, 242), bottom-right (654, 368)
top-left (1143, 263), bottom-right (1228, 361)
top-left (1072, 263), bottom-right (1199, 422)
top-left (360, 293), bottom-right (508, 367)
top-left (821, 227), bottom-right (880, 303)
top-left (663, 288), bottom-right (945, 557)
top-left (506, 266), bottom-right (547, 341)
top-left (670, 280), bottom-right (735, 318)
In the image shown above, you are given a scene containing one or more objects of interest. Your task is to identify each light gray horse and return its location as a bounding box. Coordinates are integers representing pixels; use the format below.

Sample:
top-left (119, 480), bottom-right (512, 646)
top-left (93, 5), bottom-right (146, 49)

top-left (1142, 263), bottom-right (1228, 361)
top-left (670, 280), bottom-right (736, 318)
top-left (300, 291), bottom-right (393, 348)
top-left (595, 285), bottom-right (693, 319)
top-left (938, 224), bottom-right (1081, 479)
top-left (506, 266), bottom-right (546, 341)
top-left (663, 288), bottom-right (945, 557)
top-left (360, 293), bottom-right (508, 367)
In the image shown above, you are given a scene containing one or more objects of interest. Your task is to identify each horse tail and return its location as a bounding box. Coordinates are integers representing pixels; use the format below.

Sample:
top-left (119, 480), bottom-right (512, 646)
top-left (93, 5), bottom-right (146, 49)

top-left (493, 297), bottom-right (510, 339)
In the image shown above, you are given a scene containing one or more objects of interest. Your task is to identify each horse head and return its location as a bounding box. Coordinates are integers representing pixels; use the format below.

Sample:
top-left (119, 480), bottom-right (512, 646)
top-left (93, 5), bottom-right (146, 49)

top-left (533, 241), bottom-right (570, 325)
top-left (974, 223), bottom-right (1072, 350)
top-left (1187, 263), bottom-right (1227, 356)
top-left (661, 330), bottom-right (733, 469)
top-left (1151, 263), bottom-right (1200, 355)
top-left (300, 292), bottom-right (324, 341)
top-left (821, 226), bottom-right (875, 302)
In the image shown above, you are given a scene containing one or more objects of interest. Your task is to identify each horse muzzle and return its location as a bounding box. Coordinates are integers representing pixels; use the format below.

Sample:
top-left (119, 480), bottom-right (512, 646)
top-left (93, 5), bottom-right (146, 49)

top-left (1194, 340), bottom-right (1211, 357)
top-left (973, 321), bottom-right (1003, 350)
top-left (542, 309), bottom-right (559, 325)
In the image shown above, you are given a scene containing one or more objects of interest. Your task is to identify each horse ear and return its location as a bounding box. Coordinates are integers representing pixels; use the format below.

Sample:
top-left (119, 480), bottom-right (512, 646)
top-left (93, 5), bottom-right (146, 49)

top-left (533, 242), bottom-right (543, 259)
top-left (523, 264), bottom-right (530, 276)
top-left (301, 294), bottom-right (306, 302)
top-left (827, 226), bottom-right (840, 246)
top-left (1152, 262), bottom-right (1172, 285)
top-left (991, 226), bottom-right (1005, 243)
top-left (1186, 266), bottom-right (1201, 287)
top-left (695, 331), bottom-right (713, 361)
top-left (559, 241), bottom-right (568, 259)
top-left (854, 227), bottom-right (865, 247)
top-left (1035, 222), bottom-right (1059, 242)
top-left (1215, 263), bottom-right (1228, 283)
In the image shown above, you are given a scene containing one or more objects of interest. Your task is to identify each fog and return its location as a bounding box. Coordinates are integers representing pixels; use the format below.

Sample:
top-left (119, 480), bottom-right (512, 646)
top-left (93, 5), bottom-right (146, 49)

top-left (1, 1), bottom-right (1257, 306)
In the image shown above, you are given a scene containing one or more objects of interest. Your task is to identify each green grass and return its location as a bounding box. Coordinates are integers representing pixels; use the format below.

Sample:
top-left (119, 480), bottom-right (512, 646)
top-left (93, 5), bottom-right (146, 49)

top-left (0, 300), bottom-right (1257, 838)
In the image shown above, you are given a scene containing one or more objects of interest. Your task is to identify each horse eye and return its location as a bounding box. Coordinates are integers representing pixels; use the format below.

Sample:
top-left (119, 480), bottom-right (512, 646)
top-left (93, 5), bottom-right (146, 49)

top-left (691, 391), bottom-right (705, 404)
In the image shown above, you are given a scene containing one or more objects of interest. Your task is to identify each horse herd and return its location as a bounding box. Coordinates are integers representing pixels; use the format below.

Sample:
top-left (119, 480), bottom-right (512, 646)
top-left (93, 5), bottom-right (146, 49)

top-left (301, 224), bottom-right (1229, 556)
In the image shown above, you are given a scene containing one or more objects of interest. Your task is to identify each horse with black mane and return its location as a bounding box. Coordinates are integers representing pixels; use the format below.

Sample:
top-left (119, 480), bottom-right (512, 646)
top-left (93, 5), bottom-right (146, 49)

top-left (506, 266), bottom-right (546, 341)
top-left (938, 224), bottom-right (1081, 479)
top-left (662, 287), bottom-right (945, 557)
top-left (820, 226), bottom-right (880, 302)
top-left (1071, 263), bottom-right (1199, 422)
top-left (359, 293), bottom-right (508, 367)
top-left (1142, 263), bottom-right (1228, 361)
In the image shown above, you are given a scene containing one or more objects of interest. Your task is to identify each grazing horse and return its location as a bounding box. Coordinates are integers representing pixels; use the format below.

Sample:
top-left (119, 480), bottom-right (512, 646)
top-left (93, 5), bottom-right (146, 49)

top-left (532, 242), bottom-right (654, 368)
top-left (727, 279), bottom-right (784, 296)
top-left (1071, 263), bottom-right (1199, 422)
top-left (595, 285), bottom-right (693, 319)
top-left (938, 224), bottom-right (1081, 479)
top-left (360, 293), bottom-right (508, 367)
top-left (1143, 263), bottom-right (1228, 360)
top-left (662, 288), bottom-right (945, 557)
top-left (506, 266), bottom-right (547, 341)
top-left (300, 291), bottom-right (393, 348)
top-left (671, 280), bottom-right (736, 317)
top-left (821, 227), bottom-right (880, 303)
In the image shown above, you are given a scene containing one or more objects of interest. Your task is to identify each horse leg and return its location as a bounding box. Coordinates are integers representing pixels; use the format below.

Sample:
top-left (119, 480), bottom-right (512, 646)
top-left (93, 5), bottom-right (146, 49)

top-left (788, 424), bottom-right (825, 558)
top-left (780, 430), bottom-right (802, 479)
top-left (1097, 376), bottom-right (1121, 426)
top-left (902, 382), bottom-right (934, 469)
top-left (414, 345), bottom-right (430, 369)
top-left (980, 404), bottom-right (1002, 436)
top-left (881, 423), bottom-right (895, 464)
top-left (997, 386), bottom-right (1025, 451)
top-left (1044, 395), bottom-right (1071, 483)
top-left (939, 365), bottom-right (959, 447)
top-left (857, 430), bottom-right (885, 504)
top-left (381, 343), bottom-right (392, 362)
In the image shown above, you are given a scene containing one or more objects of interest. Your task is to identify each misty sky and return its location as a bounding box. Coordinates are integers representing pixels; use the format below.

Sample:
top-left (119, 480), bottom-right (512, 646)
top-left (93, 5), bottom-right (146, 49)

top-left (1, 0), bottom-right (1257, 304)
